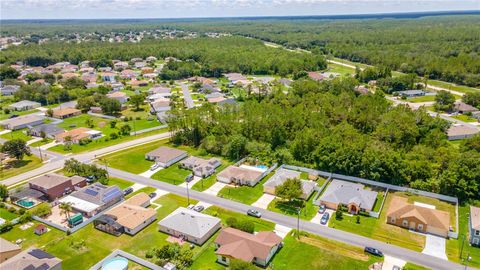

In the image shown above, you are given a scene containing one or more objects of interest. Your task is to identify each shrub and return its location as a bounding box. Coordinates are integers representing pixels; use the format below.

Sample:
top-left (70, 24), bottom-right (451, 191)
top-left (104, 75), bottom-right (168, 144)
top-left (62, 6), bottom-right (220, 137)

top-left (109, 132), bottom-right (118, 140)
top-left (356, 215), bottom-right (361, 224)
top-left (335, 209), bottom-right (343, 220)
top-left (110, 120), bottom-right (117, 128)
top-left (226, 217), bottom-right (238, 227)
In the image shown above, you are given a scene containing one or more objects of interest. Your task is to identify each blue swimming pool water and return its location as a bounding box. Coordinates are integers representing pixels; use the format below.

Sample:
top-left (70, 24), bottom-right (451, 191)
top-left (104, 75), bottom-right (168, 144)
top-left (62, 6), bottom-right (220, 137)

top-left (256, 165), bottom-right (268, 170)
top-left (16, 199), bottom-right (34, 208)
top-left (101, 257), bottom-right (128, 270)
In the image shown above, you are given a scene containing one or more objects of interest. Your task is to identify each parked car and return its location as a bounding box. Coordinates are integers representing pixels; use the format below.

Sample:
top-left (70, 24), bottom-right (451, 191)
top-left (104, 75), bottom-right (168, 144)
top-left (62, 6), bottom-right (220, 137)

top-left (86, 175), bottom-right (96, 183)
top-left (318, 204), bottom-right (326, 214)
top-left (187, 204), bottom-right (195, 210)
top-left (8, 114), bottom-right (18, 119)
top-left (247, 209), bottom-right (261, 218)
top-left (320, 212), bottom-right (330, 225)
top-left (185, 174), bottom-right (194, 183)
top-left (150, 163), bottom-right (161, 171)
top-left (364, 247), bottom-right (383, 257)
top-left (193, 205), bottom-right (204, 212)
top-left (392, 266), bottom-right (401, 270)
top-left (123, 187), bottom-right (133, 196)
top-left (148, 192), bottom-right (156, 198)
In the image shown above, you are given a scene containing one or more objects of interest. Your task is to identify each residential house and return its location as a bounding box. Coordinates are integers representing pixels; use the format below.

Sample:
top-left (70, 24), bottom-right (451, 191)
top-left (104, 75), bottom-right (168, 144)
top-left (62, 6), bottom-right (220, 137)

top-left (179, 156), bottom-right (222, 178)
top-left (0, 237), bottom-right (21, 263)
top-left (143, 73), bottom-right (158, 80)
top-left (59, 183), bottom-right (124, 217)
top-left (0, 114), bottom-right (44, 130)
top-left (28, 124), bottom-right (64, 139)
top-left (263, 168), bottom-right (316, 200)
top-left (158, 207), bottom-right (221, 245)
top-left (146, 56), bottom-right (157, 62)
top-left (387, 196), bottom-right (450, 237)
top-left (447, 124), bottom-right (480, 140)
top-left (120, 69), bottom-right (139, 79)
top-left (8, 100), bottom-right (41, 111)
top-left (145, 146), bottom-right (187, 167)
top-left (81, 73), bottom-right (97, 83)
top-left (141, 67), bottom-right (154, 74)
top-left (148, 92), bottom-right (171, 101)
top-left (51, 107), bottom-right (82, 119)
top-left (307, 71), bottom-right (325, 81)
top-left (128, 80), bottom-right (149, 88)
top-left (224, 73), bottom-right (249, 85)
top-left (101, 72), bottom-right (117, 83)
top-left (150, 99), bottom-right (171, 113)
top-left (354, 85), bottom-right (369, 95)
top-left (217, 165), bottom-right (264, 186)
top-left (55, 127), bottom-right (103, 144)
top-left (134, 61), bottom-right (147, 69)
top-left (395, 90), bottom-right (426, 97)
top-left (95, 193), bottom-right (157, 236)
top-left (277, 78), bottom-right (292, 87)
top-left (0, 85), bottom-right (20, 96)
top-left (106, 91), bottom-right (129, 104)
top-left (0, 248), bottom-right (62, 270)
top-left (113, 61), bottom-right (129, 71)
top-left (214, 228), bottom-right (282, 267)
top-left (470, 206), bottom-right (480, 246)
top-left (29, 173), bottom-right (87, 201)
top-left (318, 180), bottom-right (378, 214)
top-left (454, 102), bottom-right (479, 114)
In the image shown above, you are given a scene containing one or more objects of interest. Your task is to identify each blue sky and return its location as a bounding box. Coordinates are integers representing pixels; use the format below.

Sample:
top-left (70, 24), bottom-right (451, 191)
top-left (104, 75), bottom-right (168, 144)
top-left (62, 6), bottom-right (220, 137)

top-left (1, 0), bottom-right (479, 20)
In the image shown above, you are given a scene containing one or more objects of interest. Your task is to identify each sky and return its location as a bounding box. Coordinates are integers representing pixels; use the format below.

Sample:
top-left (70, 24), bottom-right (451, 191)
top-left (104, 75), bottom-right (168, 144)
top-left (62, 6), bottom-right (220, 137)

top-left (1, 0), bottom-right (479, 20)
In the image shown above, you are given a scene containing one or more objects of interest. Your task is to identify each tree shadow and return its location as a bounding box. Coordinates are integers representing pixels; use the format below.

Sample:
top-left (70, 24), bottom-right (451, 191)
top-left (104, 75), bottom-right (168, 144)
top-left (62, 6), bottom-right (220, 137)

top-left (6, 159), bottom-right (32, 169)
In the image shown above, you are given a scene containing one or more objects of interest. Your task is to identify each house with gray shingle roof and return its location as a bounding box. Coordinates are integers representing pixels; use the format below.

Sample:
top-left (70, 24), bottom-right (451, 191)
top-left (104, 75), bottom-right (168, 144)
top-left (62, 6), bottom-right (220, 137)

top-left (318, 179), bottom-right (377, 214)
top-left (158, 207), bottom-right (221, 245)
top-left (8, 100), bottom-right (41, 111)
top-left (263, 168), bottom-right (316, 200)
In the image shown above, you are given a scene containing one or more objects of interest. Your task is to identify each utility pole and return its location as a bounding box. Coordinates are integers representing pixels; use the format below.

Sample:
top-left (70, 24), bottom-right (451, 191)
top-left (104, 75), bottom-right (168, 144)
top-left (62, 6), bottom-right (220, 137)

top-left (460, 235), bottom-right (466, 259)
top-left (186, 180), bottom-right (190, 206)
top-left (38, 146), bottom-right (43, 162)
top-left (296, 207), bottom-right (300, 239)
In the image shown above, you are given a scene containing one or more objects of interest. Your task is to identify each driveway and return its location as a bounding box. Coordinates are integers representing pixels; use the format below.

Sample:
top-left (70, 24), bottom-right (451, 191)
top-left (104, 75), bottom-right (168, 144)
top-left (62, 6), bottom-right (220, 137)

top-left (274, 224), bottom-right (292, 239)
top-left (310, 209), bottom-right (334, 227)
top-left (422, 234), bottom-right (448, 260)
top-left (179, 176), bottom-right (202, 188)
top-left (203, 182), bottom-right (226, 196)
top-left (382, 255), bottom-right (406, 270)
top-left (251, 194), bottom-right (276, 209)
top-left (139, 167), bottom-right (163, 178)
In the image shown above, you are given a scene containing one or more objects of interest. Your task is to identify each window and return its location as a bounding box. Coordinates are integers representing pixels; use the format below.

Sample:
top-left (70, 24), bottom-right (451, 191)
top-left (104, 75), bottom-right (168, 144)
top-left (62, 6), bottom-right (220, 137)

top-left (402, 220), bottom-right (408, 227)
top-left (418, 224), bottom-right (424, 231)
top-left (221, 256), bottom-right (227, 262)
top-left (391, 217), bottom-right (396, 223)
top-left (475, 230), bottom-right (479, 236)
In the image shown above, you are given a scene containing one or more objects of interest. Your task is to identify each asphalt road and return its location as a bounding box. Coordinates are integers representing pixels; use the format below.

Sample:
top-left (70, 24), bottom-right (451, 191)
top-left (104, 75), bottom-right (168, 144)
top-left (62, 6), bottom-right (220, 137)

top-left (0, 132), bottom-right (171, 187)
top-left (108, 167), bottom-right (467, 270)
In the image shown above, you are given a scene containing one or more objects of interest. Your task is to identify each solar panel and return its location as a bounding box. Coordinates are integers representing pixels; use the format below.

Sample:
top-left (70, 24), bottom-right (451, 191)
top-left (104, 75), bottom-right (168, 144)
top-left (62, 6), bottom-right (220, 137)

top-left (28, 249), bottom-right (54, 259)
top-left (102, 187), bottom-right (122, 203)
top-left (84, 189), bottom-right (98, 196)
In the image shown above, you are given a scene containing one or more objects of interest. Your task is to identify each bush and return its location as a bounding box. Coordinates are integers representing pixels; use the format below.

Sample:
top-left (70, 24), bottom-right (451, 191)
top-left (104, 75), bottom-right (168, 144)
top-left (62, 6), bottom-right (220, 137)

top-left (8, 207), bottom-right (16, 213)
top-left (110, 120), bottom-right (117, 128)
top-left (78, 138), bottom-right (92, 145)
top-left (230, 259), bottom-right (256, 270)
top-left (226, 217), bottom-right (238, 227)
top-left (335, 209), bottom-right (343, 220)
top-left (109, 132), bottom-right (118, 140)
top-left (0, 221), bottom-right (13, 233)
top-left (3, 108), bottom-right (10, 114)
top-left (356, 215), bottom-right (361, 224)
top-left (0, 203), bottom-right (5, 208)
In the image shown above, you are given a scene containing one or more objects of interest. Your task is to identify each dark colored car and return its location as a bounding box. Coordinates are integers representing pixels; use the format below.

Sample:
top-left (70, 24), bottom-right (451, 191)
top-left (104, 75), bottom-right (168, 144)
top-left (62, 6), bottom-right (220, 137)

top-left (185, 174), bottom-right (194, 183)
top-left (364, 247), bottom-right (383, 257)
top-left (8, 114), bottom-right (19, 119)
top-left (320, 212), bottom-right (330, 225)
top-left (247, 209), bottom-right (262, 218)
top-left (318, 205), bottom-right (326, 214)
top-left (193, 205), bottom-right (205, 212)
top-left (123, 187), bottom-right (134, 196)
top-left (149, 192), bottom-right (156, 198)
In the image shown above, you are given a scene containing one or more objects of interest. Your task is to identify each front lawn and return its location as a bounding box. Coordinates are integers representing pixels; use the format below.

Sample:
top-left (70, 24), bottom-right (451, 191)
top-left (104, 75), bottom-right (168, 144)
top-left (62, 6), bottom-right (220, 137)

top-left (329, 191), bottom-right (426, 252)
top-left (451, 114), bottom-right (478, 123)
top-left (0, 128), bottom-right (33, 141)
top-left (151, 165), bottom-right (192, 185)
top-left (403, 263), bottom-right (431, 270)
top-left (407, 95), bottom-right (436, 103)
top-left (0, 155), bottom-right (43, 180)
top-left (107, 177), bottom-right (133, 190)
top-left (267, 191), bottom-right (318, 221)
top-left (204, 206), bottom-right (275, 231)
top-left (29, 138), bottom-right (52, 147)
top-left (271, 231), bottom-right (381, 270)
top-left (217, 171), bottom-right (274, 205)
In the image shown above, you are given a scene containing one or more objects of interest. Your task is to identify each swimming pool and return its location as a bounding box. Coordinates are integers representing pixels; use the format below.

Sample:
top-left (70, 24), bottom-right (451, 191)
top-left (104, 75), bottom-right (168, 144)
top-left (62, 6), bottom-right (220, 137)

top-left (255, 165), bottom-right (268, 170)
top-left (16, 199), bottom-right (35, 208)
top-left (101, 257), bottom-right (128, 270)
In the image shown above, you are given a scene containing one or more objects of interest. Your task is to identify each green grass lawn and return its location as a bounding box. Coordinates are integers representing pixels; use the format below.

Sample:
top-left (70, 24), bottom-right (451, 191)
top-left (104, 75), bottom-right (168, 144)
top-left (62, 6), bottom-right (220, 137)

top-left (0, 155), bottom-right (43, 180)
top-left (127, 187), bottom-right (157, 199)
top-left (446, 202), bottom-right (480, 268)
top-left (121, 105), bottom-right (161, 131)
top-left (452, 114), bottom-right (478, 123)
top-left (204, 205), bottom-right (276, 232)
top-left (100, 139), bottom-right (168, 174)
top-left (329, 191), bottom-right (426, 252)
top-left (29, 138), bottom-right (52, 147)
top-left (407, 95), bottom-right (436, 103)
top-left (0, 207), bottom-right (19, 220)
top-left (0, 128), bottom-right (33, 141)
top-left (271, 231), bottom-right (381, 270)
top-left (428, 80), bottom-right (480, 94)
top-left (217, 171), bottom-right (274, 205)
top-left (372, 191), bottom-right (387, 212)
top-left (403, 263), bottom-right (431, 270)
top-left (107, 177), bottom-right (133, 190)
top-left (151, 165), bottom-right (192, 185)
top-left (267, 191), bottom-right (318, 221)
top-left (327, 63), bottom-right (355, 76)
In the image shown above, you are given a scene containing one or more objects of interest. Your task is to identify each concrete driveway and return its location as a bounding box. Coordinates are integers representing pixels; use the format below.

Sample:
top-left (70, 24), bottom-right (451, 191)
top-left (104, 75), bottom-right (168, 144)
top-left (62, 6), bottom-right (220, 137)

top-left (382, 255), bottom-right (406, 270)
top-left (179, 176), bottom-right (202, 188)
top-left (310, 209), bottom-right (334, 226)
top-left (139, 167), bottom-right (163, 178)
top-left (422, 234), bottom-right (448, 260)
top-left (274, 224), bottom-right (292, 238)
top-left (252, 194), bottom-right (276, 209)
top-left (203, 182), bottom-right (226, 196)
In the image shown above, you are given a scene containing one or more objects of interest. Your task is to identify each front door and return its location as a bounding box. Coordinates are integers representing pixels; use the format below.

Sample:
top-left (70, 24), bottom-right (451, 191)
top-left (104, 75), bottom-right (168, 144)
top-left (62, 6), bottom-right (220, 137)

top-left (409, 221), bottom-right (416, 230)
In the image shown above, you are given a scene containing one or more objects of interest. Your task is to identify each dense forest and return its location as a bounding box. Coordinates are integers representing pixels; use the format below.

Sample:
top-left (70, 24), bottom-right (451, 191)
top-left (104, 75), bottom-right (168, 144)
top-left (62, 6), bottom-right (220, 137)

top-left (165, 16), bottom-right (480, 87)
top-left (0, 37), bottom-right (326, 76)
top-left (168, 77), bottom-right (480, 202)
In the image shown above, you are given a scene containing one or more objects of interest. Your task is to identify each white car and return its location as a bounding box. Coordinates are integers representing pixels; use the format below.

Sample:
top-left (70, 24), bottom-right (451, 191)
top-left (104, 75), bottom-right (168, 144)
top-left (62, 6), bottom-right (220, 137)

top-left (150, 163), bottom-right (161, 171)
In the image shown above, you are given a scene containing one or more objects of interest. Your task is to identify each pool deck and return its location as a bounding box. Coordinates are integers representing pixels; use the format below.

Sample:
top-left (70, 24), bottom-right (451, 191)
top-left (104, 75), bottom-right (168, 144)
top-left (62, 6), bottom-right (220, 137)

top-left (89, 249), bottom-right (164, 270)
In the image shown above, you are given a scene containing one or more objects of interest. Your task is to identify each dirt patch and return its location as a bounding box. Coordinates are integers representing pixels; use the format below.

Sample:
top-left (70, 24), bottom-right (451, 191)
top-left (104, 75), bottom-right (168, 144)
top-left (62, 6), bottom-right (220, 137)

top-left (299, 236), bottom-right (369, 261)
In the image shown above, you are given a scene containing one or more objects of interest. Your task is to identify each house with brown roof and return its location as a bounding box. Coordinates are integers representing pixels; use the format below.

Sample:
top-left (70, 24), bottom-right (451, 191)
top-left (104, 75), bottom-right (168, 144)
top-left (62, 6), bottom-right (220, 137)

top-left (95, 193), bottom-right (157, 236)
top-left (55, 127), bottom-right (103, 144)
top-left (106, 91), bottom-right (129, 104)
top-left (214, 228), bottom-right (282, 267)
top-left (217, 165), bottom-right (265, 186)
top-left (454, 102), bottom-right (479, 114)
top-left (34, 224), bottom-right (48, 235)
top-left (28, 173), bottom-right (87, 201)
top-left (145, 146), bottom-right (187, 167)
top-left (446, 124), bottom-right (479, 141)
top-left (0, 237), bottom-right (21, 263)
top-left (469, 206), bottom-right (480, 246)
top-left (0, 248), bottom-right (62, 270)
top-left (386, 196), bottom-right (450, 237)
top-left (179, 156), bottom-right (222, 178)
top-left (51, 107), bottom-right (81, 119)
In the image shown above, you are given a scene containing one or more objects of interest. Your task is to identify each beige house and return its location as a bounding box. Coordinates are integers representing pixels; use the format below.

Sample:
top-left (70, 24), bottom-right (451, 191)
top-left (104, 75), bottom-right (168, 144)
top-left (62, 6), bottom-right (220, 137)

top-left (263, 168), bottom-right (316, 200)
top-left (217, 165), bottom-right (264, 186)
top-left (387, 196), bottom-right (450, 237)
top-left (179, 156), bottom-right (222, 178)
top-left (215, 228), bottom-right (282, 267)
top-left (51, 107), bottom-right (81, 119)
top-left (0, 237), bottom-right (21, 263)
top-left (145, 146), bottom-right (187, 167)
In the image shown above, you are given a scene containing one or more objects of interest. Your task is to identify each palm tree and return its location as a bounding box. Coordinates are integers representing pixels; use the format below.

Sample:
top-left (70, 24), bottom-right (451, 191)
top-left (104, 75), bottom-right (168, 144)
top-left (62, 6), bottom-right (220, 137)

top-left (59, 202), bottom-right (73, 221)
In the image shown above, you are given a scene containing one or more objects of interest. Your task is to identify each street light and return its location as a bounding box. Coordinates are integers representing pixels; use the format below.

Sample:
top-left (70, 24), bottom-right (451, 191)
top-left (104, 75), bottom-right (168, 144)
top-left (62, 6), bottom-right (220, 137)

top-left (185, 174), bottom-right (193, 206)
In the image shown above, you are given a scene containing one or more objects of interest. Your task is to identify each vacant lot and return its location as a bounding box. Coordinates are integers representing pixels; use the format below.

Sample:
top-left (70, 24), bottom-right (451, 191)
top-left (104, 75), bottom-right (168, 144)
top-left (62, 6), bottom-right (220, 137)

top-left (0, 155), bottom-right (43, 180)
